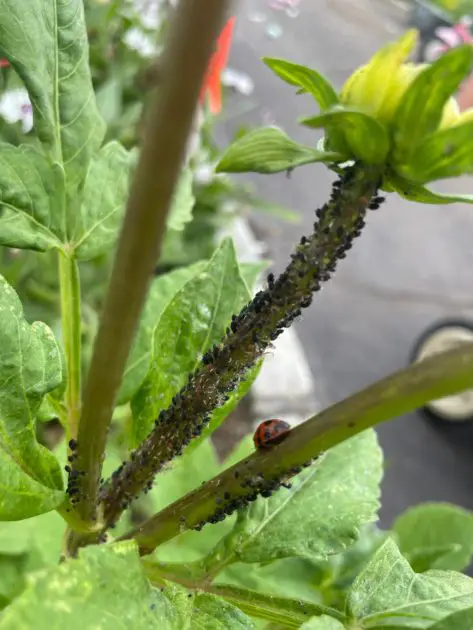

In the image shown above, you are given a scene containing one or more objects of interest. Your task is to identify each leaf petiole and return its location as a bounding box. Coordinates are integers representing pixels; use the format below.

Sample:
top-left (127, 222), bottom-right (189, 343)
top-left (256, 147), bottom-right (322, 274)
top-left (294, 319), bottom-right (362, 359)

top-left (58, 250), bottom-right (82, 440)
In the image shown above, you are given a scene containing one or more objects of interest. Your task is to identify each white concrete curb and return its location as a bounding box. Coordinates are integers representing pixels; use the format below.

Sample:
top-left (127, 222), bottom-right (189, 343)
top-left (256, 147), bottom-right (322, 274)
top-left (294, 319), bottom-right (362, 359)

top-left (224, 217), bottom-right (323, 429)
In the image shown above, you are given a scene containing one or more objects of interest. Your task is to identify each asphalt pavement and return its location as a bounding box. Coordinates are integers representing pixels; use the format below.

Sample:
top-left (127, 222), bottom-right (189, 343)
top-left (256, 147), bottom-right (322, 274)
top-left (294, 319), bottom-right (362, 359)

top-left (220, 0), bottom-right (473, 525)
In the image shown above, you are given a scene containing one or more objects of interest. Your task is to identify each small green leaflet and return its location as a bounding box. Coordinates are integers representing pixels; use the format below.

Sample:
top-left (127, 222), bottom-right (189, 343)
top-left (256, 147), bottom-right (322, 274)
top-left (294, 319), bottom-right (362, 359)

top-left (393, 503), bottom-right (473, 572)
top-left (348, 538), bottom-right (473, 628)
top-left (263, 58), bottom-right (339, 110)
top-left (216, 127), bottom-right (342, 174)
top-left (0, 275), bottom-right (64, 520)
top-left (211, 430), bottom-right (382, 565)
top-left (131, 238), bottom-right (251, 446)
top-left (118, 262), bottom-right (207, 405)
top-left (0, 542), bottom-right (185, 630)
top-left (0, 0), bottom-right (105, 192)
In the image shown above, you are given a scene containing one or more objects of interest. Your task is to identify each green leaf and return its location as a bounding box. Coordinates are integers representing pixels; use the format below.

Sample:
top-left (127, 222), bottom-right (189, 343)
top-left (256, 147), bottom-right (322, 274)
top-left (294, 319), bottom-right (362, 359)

top-left (149, 439), bottom-right (220, 515)
top-left (213, 431), bottom-right (382, 565)
top-left (300, 617), bottom-right (345, 630)
top-left (218, 557), bottom-right (324, 609)
top-left (386, 172), bottom-right (473, 205)
top-left (0, 144), bottom-right (63, 251)
top-left (300, 108), bottom-right (390, 165)
top-left (429, 608), bottom-right (473, 630)
top-left (191, 594), bottom-right (256, 629)
top-left (118, 262), bottom-right (207, 405)
top-left (393, 45), bottom-right (473, 163)
top-left (0, 275), bottom-right (65, 520)
top-left (167, 167), bottom-right (195, 231)
top-left (131, 238), bottom-right (251, 446)
top-left (216, 128), bottom-right (342, 174)
top-left (348, 538), bottom-right (473, 628)
top-left (263, 58), bottom-right (339, 110)
top-left (73, 142), bottom-right (132, 260)
top-left (239, 262), bottom-right (269, 293)
top-left (404, 121), bottom-right (473, 183)
top-left (0, 542), bottom-right (185, 630)
top-left (0, 509), bottom-right (65, 565)
top-left (401, 546), bottom-right (461, 575)
top-left (0, 0), bottom-right (105, 191)
top-left (0, 556), bottom-right (27, 610)
top-left (209, 583), bottom-right (342, 629)
top-left (393, 503), bottom-right (473, 572)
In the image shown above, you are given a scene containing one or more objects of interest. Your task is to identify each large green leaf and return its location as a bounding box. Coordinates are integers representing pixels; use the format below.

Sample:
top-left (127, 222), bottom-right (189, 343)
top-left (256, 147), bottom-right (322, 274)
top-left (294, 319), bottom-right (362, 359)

top-left (263, 58), bottom-right (339, 110)
top-left (301, 108), bottom-right (389, 165)
top-left (404, 122), bottom-right (473, 183)
top-left (72, 142), bottom-right (132, 260)
top-left (0, 542), bottom-right (186, 630)
top-left (190, 594), bottom-right (256, 629)
top-left (152, 439), bottom-right (235, 563)
top-left (393, 45), bottom-right (473, 164)
top-left (131, 239), bottom-right (251, 446)
top-left (0, 275), bottom-right (65, 520)
top-left (216, 128), bottom-right (342, 174)
top-left (348, 538), bottom-right (473, 628)
top-left (393, 503), bottom-right (473, 573)
top-left (211, 431), bottom-right (382, 565)
top-left (118, 262), bottom-right (207, 405)
top-left (0, 0), bottom-right (105, 191)
top-left (0, 144), bottom-right (63, 251)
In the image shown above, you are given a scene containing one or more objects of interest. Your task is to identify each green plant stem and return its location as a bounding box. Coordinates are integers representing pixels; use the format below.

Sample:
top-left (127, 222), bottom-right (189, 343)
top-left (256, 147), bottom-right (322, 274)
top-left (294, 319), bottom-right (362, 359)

top-left (68, 0), bottom-right (232, 545)
top-left (120, 343), bottom-right (473, 555)
top-left (143, 560), bottom-right (343, 628)
top-left (58, 251), bottom-right (82, 440)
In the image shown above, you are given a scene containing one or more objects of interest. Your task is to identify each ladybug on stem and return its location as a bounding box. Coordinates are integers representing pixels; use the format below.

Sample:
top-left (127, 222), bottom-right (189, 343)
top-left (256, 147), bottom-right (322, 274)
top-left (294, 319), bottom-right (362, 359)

top-left (253, 419), bottom-right (291, 450)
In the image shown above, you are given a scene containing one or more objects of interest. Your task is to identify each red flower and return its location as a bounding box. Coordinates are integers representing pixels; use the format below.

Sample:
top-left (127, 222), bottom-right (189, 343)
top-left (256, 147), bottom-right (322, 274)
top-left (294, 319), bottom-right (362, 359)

top-left (0, 58), bottom-right (9, 68)
top-left (200, 17), bottom-right (235, 115)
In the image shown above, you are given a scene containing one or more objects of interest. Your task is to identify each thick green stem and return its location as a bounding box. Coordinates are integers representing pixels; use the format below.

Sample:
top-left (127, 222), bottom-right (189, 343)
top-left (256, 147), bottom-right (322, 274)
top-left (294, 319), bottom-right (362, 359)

top-left (67, 0), bottom-right (232, 547)
top-left (120, 343), bottom-right (473, 554)
top-left (58, 251), bottom-right (82, 440)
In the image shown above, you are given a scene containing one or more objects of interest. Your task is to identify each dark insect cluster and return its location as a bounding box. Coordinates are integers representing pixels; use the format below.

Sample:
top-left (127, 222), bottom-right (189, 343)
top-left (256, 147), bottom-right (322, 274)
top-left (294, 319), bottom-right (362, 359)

top-left (99, 166), bottom-right (383, 527)
top-left (65, 439), bottom-right (83, 507)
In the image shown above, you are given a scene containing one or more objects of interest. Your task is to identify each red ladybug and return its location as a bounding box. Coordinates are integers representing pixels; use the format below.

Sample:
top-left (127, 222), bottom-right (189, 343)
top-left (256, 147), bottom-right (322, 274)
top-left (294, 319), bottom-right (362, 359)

top-left (253, 419), bottom-right (291, 449)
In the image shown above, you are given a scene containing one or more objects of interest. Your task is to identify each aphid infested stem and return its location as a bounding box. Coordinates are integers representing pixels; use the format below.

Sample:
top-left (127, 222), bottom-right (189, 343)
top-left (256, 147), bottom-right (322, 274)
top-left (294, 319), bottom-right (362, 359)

top-left (95, 163), bottom-right (383, 533)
